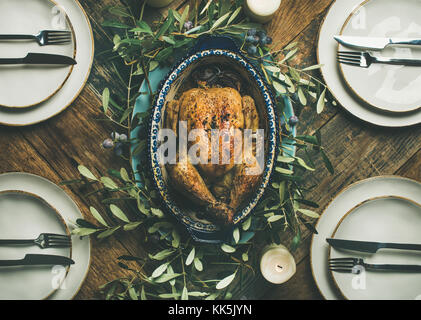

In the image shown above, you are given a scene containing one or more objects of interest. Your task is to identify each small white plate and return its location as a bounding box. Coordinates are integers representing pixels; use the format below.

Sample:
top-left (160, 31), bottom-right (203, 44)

top-left (339, 0), bottom-right (421, 113)
top-left (0, 0), bottom-right (75, 108)
top-left (0, 0), bottom-right (94, 126)
top-left (317, 0), bottom-right (421, 126)
top-left (310, 176), bottom-right (421, 300)
top-left (0, 172), bottom-right (91, 300)
top-left (0, 190), bottom-right (72, 300)
top-left (330, 196), bottom-right (421, 300)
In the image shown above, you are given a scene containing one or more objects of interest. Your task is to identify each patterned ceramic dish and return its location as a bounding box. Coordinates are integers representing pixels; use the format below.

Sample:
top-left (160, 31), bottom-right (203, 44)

top-left (148, 36), bottom-right (281, 243)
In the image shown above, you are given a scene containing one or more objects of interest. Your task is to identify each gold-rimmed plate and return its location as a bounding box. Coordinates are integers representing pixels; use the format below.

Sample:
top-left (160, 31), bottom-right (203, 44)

top-left (0, 190), bottom-right (72, 300)
top-left (329, 196), bottom-right (421, 300)
top-left (310, 176), bottom-right (421, 300)
top-left (338, 0), bottom-right (421, 114)
top-left (0, 172), bottom-right (91, 300)
top-left (0, 0), bottom-right (94, 126)
top-left (0, 0), bottom-right (76, 109)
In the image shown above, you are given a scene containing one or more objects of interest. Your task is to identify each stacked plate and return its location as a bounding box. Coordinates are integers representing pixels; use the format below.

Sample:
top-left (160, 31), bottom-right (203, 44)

top-left (0, 0), bottom-right (94, 126)
top-left (318, 0), bottom-right (421, 127)
top-left (0, 172), bottom-right (90, 300)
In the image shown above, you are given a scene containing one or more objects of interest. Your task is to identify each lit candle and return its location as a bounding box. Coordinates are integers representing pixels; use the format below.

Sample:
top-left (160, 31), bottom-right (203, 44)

top-left (244, 0), bottom-right (282, 24)
top-left (260, 244), bottom-right (296, 284)
top-left (146, 0), bottom-right (175, 8)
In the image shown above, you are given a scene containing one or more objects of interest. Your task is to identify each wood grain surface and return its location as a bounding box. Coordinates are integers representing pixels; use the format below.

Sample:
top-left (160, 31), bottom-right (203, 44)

top-left (1, 0), bottom-right (420, 300)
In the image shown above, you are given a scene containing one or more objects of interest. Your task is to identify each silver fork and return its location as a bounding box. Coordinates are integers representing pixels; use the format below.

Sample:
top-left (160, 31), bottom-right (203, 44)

top-left (338, 51), bottom-right (421, 68)
top-left (0, 30), bottom-right (72, 46)
top-left (0, 233), bottom-right (71, 249)
top-left (329, 257), bottom-right (421, 274)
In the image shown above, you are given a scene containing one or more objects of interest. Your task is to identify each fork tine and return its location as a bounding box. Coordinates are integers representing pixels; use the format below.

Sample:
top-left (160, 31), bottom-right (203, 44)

top-left (329, 258), bottom-right (356, 261)
top-left (48, 35), bottom-right (72, 40)
top-left (338, 51), bottom-right (361, 56)
top-left (337, 54), bottom-right (360, 61)
top-left (46, 30), bottom-right (71, 35)
top-left (338, 59), bottom-right (360, 67)
top-left (43, 233), bottom-right (70, 238)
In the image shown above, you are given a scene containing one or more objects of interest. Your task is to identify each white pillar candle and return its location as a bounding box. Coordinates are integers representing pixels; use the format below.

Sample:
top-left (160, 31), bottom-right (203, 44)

top-left (146, 0), bottom-right (175, 8)
top-left (260, 244), bottom-right (296, 284)
top-left (244, 0), bottom-right (282, 24)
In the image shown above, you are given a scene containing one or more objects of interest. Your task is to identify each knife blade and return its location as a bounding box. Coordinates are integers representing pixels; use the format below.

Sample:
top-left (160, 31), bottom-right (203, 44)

top-left (334, 35), bottom-right (421, 51)
top-left (0, 254), bottom-right (75, 267)
top-left (0, 53), bottom-right (76, 65)
top-left (327, 238), bottom-right (421, 253)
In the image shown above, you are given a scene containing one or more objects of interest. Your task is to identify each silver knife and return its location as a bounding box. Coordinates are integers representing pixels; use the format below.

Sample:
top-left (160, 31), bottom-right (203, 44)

top-left (326, 238), bottom-right (421, 253)
top-left (0, 254), bottom-right (74, 267)
top-left (334, 35), bottom-right (421, 51)
top-left (0, 52), bottom-right (76, 65)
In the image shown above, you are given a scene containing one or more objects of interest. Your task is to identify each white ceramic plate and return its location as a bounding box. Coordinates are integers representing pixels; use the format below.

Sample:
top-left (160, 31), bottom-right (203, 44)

top-left (310, 176), bottom-right (421, 300)
top-left (317, 0), bottom-right (421, 126)
top-left (339, 0), bottom-right (421, 113)
top-left (0, 190), bottom-right (72, 300)
top-left (0, 0), bottom-right (93, 126)
top-left (330, 196), bottom-right (421, 300)
top-left (0, 0), bottom-right (75, 108)
top-left (0, 172), bottom-right (90, 300)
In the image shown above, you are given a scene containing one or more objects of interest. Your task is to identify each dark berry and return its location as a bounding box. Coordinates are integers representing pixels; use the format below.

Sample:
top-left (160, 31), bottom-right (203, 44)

top-left (259, 36), bottom-right (268, 46)
top-left (114, 142), bottom-right (123, 156)
top-left (245, 35), bottom-right (255, 43)
top-left (247, 45), bottom-right (257, 56)
top-left (184, 21), bottom-right (193, 31)
top-left (257, 30), bottom-right (267, 39)
top-left (247, 28), bottom-right (257, 36)
top-left (118, 134), bottom-right (128, 142)
top-left (102, 138), bottom-right (114, 149)
top-left (265, 36), bottom-right (273, 45)
top-left (289, 115), bottom-right (299, 126)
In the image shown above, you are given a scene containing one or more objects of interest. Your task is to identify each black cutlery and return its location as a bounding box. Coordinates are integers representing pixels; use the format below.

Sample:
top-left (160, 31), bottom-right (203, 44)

top-left (0, 30), bottom-right (72, 46)
top-left (329, 257), bottom-right (421, 274)
top-left (0, 254), bottom-right (74, 267)
top-left (0, 233), bottom-right (71, 249)
top-left (0, 53), bottom-right (76, 65)
top-left (327, 238), bottom-right (421, 253)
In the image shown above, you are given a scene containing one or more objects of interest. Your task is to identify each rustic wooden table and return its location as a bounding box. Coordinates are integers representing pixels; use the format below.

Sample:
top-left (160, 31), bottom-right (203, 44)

top-left (1, 0), bottom-right (420, 300)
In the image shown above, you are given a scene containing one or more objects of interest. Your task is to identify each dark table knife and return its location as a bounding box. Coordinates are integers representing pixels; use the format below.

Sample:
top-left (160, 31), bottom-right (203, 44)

top-left (0, 53), bottom-right (76, 65)
top-left (327, 238), bottom-right (421, 253)
top-left (0, 254), bottom-right (74, 267)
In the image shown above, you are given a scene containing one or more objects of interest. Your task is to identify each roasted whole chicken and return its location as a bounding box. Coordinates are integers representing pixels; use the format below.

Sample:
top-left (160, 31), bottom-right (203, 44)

top-left (165, 75), bottom-right (263, 226)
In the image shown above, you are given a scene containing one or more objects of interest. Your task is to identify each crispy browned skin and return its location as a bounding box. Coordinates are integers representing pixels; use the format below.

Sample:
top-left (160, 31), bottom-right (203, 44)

top-left (165, 87), bottom-right (262, 225)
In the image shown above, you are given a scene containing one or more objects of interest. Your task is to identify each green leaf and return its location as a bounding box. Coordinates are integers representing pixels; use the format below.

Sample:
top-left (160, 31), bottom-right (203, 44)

top-left (154, 273), bottom-right (182, 283)
top-left (72, 228), bottom-right (98, 236)
top-left (281, 48), bottom-right (298, 63)
top-left (102, 88), bottom-right (110, 113)
top-left (302, 64), bottom-right (324, 71)
top-left (140, 286), bottom-right (147, 300)
top-left (277, 156), bottom-right (295, 163)
top-left (120, 168), bottom-right (130, 182)
top-left (97, 226), bottom-right (120, 239)
top-left (216, 272), bottom-right (236, 290)
top-left (110, 204), bottom-right (130, 223)
top-left (272, 81), bottom-right (287, 94)
top-left (210, 11), bottom-right (231, 30)
top-left (188, 291), bottom-right (209, 297)
top-left (233, 228), bottom-right (240, 244)
top-left (156, 10), bottom-right (174, 38)
top-left (149, 249), bottom-right (175, 261)
top-left (317, 88), bottom-right (326, 114)
top-left (171, 229), bottom-right (180, 248)
top-left (151, 207), bottom-right (164, 218)
top-left (109, 6), bottom-right (131, 17)
top-left (102, 20), bottom-right (130, 29)
top-left (101, 177), bottom-right (118, 189)
top-left (297, 208), bottom-right (320, 219)
top-left (264, 65), bottom-right (281, 74)
top-left (221, 244), bottom-right (236, 253)
top-left (151, 263), bottom-right (169, 278)
top-left (90, 207), bottom-right (108, 227)
top-left (297, 87), bottom-right (307, 106)
top-left (296, 157), bottom-right (315, 171)
top-left (275, 167), bottom-right (294, 175)
top-left (124, 221), bottom-right (142, 231)
top-left (242, 217), bottom-right (251, 231)
top-left (181, 286), bottom-right (189, 300)
top-left (78, 165), bottom-right (98, 181)
top-left (227, 7), bottom-right (242, 25)
top-left (242, 253), bottom-right (249, 262)
top-left (179, 5), bottom-right (189, 32)
top-left (133, 21), bottom-right (153, 34)
top-left (128, 287), bottom-right (138, 300)
top-left (194, 258), bottom-right (203, 271)
top-left (267, 215), bottom-right (283, 223)
top-left (186, 247), bottom-right (195, 266)
top-left (321, 149), bottom-right (334, 174)
top-left (162, 36), bottom-right (175, 45)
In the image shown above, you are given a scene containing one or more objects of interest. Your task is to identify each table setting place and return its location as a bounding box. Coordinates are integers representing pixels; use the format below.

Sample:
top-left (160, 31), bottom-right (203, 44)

top-left (311, 0), bottom-right (421, 300)
top-left (1, 0), bottom-right (421, 302)
top-left (0, 0), bottom-right (94, 126)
